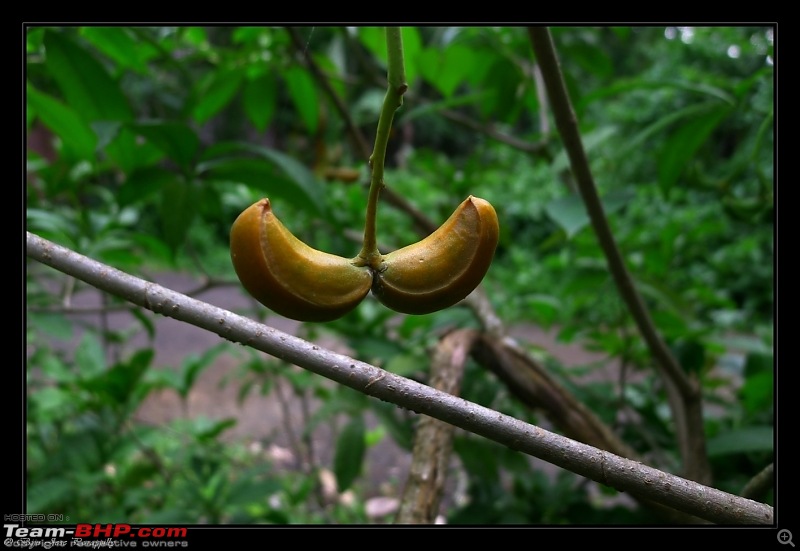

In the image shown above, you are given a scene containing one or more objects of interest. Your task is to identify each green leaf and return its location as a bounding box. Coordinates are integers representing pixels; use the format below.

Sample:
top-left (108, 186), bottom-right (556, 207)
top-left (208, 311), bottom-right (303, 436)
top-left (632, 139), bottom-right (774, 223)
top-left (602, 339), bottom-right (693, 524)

top-left (194, 417), bottom-right (238, 442)
top-left (400, 27), bottom-right (422, 87)
top-left (27, 477), bottom-right (74, 513)
top-left (119, 166), bottom-right (175, 206)
top-left (131, 308), bottom-right (156, 341)
top-left (243, 73), bottom-right (277, 131)
top-left (545, 189), bottom-right (634, 238)
top-left (129, 121), bottom-right (199, 171)
top-left (243, 145), bottom-right (326, 214)
top-left (75, 332), bottom-right (106, 377)
top-left (744, 351), bottom-right (774, 377)
top-left (552, 126), bottom-right (618, 174)
top-left (418, 46), bottom-right (471, 98)
top-left (528, 294), bottom-right (562, 326)
top-left (30, 387), bottom-right (73, 420)
top-left (43, 30), bottom-right (133, 122)
top-left (454, 436), bottom-right (500, 484)
top-left (26, 84), bottom-right (97, 160)
top-left (671, 338), bottom-right (705, 375)
top-left (159, 177), bottom-right (196, 253)
top-left (80, 27), bottom-right (155, 74)
top-left (193, 67), bottom-right (245, 124)
top-left (658, 105), bottom-right (731, 192)
top-left (103, 349), bottom-right (154, 406)
top-left (740, 371), bottom-right (773, 415)
top-left (356, 27), bottom-right (387, 64)
top-left (707, 426), bottom-right (773, 457)
top-left (179, 344), bottom-right (227, 398)
top-left (28, 313), bottom-right (73, 341)
top-left (479, 56), bottom-right (521, 121)
top-left (383, 354), bottom-right (423, 377)
top-left (283, 66), bottom-right (319, 134)
top-left (200, 155), bottom-right (323, 216)
top-left (333, 416), bottom-right (366, 492)
top-left (26, 207), bottom-right (78, 246)
top-left (370, 401), bottom-right (413, 450)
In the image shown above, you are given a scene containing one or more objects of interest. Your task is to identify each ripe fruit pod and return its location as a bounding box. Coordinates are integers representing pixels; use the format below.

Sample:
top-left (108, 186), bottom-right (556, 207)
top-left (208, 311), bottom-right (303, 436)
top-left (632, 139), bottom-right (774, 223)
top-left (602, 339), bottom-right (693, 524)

top-left (372, 196), bottom-right (499, 315)
top-left (230, 199), bottom-right (372, 322)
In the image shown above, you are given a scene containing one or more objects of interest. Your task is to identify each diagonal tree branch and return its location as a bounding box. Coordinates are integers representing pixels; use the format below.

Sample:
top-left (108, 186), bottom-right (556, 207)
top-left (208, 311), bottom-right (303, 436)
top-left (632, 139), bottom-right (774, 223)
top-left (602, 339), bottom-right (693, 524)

top-left (26, 231), bottom-right (772, 525)
top-left (528, 27), bottom-right (711, 484)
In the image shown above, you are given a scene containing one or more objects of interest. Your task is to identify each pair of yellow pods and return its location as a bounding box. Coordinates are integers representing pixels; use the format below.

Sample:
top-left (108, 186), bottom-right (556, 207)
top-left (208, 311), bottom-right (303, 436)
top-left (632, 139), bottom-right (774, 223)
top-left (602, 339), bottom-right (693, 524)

top-left (230, 196), bottom-right (499, 322)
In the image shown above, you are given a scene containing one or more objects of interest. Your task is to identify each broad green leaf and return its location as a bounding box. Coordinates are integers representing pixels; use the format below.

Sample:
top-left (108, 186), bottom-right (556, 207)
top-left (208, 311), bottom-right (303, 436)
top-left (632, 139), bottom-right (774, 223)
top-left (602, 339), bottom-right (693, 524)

top-left (613, 102), bottom-right (718, 163)
top-left (199, 155), bottom-right (323, 216)
top-left (26, 84), bottom-right (97, 160)
top-left (283, 66), bottom-right (318, 135)
top-left (333, 416), bottom-right (366, 492)
top-left (242, 144), bottom-right (325, 214)
top-left (28, 313), bottom-right (73, 341)
top-left (103, 349), bottom-right (153, 406)
top-left (91, 121), bottom-right (123, 152)
top-left (130, 121), bottom-right (199, 171)
top-left (75, 332), bottom-right (106, 377)
top-left (707, 426), bottom-right (773, 457)
top-left (26, 207), bottom-right (79, 245)
top-left (400, 27), bottom-right (422, 87)
top-left (528, 294), bottom-right (562, 326)
top-left (194, 417), bottom-right (238, 442)
top-left (740, 371), bottom-right (773, 415)
top-left (383, 354), bottom-right (422, 377)
top-left (545, 189), bottom-right (634, 238)
top-left (579, 78), bottom-right (736, 111)
top-left (159, 177), bottom-right (196, 253)
top-left (401, 91), bottom-right (488, 123)
top-left (551, 125), bottom-right (618, 174)
top-left (30, 387), bottom-right (73, 420)
top-left (744, 350), bottom-right (774, 377)
top-left (193, 67), bottom-right (245, 124)
top-left (671, 338), bottom-right (706, 375)
top-left (417, 44), bottom-right (475, 98)
top-left (370, 401), bottom-right (413, 450)
top-left (454, 436), bottom-right (500, 484)
top-left (243, 74), bottom-right (277, 131)
top-left (131, 307), bottom-right (156, 341)
top-left (26, 477), bottom-right (74, 513)
top-left (43, 30), bottom-right (133, 122)
top-left (180, 344), bottom-right (227, 398)
top-left (479, 56), bottom-right (521, 121)
top-left (356, 27), bottom-right (387, 64)
top-left (119, 166), bottom-right (175, 206)
top-left (658, 105), bottom-right (731, 192)
top-left (80, 27), bottom-right (155, 74)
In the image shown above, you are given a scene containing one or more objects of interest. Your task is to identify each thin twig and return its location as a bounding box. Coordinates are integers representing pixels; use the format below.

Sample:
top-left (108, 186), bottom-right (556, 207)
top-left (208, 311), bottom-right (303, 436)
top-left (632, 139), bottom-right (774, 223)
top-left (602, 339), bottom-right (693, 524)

top-left (286, 26), bottom-right (438, 236)
top-left (438, 108), bottom-right (550, 157)
top-left (740, 463), bottom-right (773, 502)
top-left (26, 231), bottom-right (772, 525)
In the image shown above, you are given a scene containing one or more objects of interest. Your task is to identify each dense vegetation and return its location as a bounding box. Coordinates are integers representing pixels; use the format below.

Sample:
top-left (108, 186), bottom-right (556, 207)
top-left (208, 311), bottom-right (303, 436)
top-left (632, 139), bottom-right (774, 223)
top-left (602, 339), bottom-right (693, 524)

top-left (25, 26), bottom-right (773, 524)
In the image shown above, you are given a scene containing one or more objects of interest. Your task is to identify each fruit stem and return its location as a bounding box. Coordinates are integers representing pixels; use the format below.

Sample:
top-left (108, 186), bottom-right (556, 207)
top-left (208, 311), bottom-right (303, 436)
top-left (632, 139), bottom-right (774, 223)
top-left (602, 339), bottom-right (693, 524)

top-left (356, 27), bottom-right (408, 269)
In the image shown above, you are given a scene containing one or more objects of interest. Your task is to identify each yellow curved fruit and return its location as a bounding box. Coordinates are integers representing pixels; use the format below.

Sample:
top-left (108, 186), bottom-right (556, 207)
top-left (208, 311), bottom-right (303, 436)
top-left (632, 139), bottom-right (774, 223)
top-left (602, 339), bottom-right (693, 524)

top-left (230, 199), bottom-right (372, 322)
top-left (372, 196), bottom-right (499, 315)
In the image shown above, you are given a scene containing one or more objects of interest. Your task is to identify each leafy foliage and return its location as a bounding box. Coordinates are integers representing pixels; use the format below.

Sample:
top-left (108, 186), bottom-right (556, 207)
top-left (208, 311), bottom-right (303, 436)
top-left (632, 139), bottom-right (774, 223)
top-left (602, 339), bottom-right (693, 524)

top-left (26, 25), bottom-right (773, 524)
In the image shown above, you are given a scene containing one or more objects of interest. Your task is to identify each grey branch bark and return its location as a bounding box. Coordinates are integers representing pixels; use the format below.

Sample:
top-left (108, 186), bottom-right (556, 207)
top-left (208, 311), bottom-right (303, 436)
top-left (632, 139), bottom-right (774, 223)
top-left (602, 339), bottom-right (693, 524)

top-left (26, 231), bottom-right (772, 525)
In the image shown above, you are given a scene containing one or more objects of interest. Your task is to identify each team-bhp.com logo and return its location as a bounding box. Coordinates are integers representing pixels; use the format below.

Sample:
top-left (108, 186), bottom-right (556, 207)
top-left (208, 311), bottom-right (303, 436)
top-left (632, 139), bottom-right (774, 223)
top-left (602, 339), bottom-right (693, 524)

top-left (4, 523), bottom-right (188, 547)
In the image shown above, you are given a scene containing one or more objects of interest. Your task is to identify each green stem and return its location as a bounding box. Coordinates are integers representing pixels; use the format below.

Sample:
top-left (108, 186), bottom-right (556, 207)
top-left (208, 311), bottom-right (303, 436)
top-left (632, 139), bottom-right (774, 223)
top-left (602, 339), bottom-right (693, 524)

top-left (356, 27), bottom-right (407, 269)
